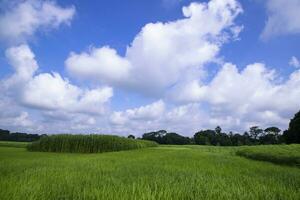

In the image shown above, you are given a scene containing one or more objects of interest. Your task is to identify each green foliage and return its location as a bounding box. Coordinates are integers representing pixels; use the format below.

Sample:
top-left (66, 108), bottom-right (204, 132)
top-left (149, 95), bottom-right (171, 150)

top-left (27, 134), bottom-right (158, 153)
top-left (264, 127), bottom-right (281, 135)
top-left (249, 126), bottom-right (263, 140)
top-left (236, 144), bottom-right (300, 167)
top-left (127, 134), bottom-right (135, 139)
top-left (0, 128), bottom-right (42, 142)
top-left (142, 130), bottom-right (190, 145)
top-left (0, 145), bottom-right (299, 199)
top-left (0, 141), bottom-right (29, 148)
top-left (142, 130), bottom-right (167, 144)
top-left (194, 129), bottom-right (233, 146)
top-left (193, 125), bottom-right (286, 146)
top-left (283, 110), bottom-right (300, 144)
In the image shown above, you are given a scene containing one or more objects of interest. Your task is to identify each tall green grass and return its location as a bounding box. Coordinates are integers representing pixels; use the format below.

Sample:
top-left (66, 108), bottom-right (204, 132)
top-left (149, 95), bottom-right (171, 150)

top-left (0, 141), bottom-right (29, 148)
top-left (0, 145), bottom-right (299, 200)
top-left (236, 144), bottom-right (300, 167)
top-left (27, 134), bottom-right (158, 153)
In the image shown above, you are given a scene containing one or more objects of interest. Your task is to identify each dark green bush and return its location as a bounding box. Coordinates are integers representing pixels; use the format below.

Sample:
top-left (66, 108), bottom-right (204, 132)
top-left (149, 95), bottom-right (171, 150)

top-left (27, 134), bottom-right (158, 153)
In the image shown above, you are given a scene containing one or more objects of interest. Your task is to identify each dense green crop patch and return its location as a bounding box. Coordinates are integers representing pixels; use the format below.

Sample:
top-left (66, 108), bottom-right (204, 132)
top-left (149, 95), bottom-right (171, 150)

top-left (236, 144), bottom-right (300, 167)
top-left (27, 134), bottom-right (158, 153)
top-left (0, 145), bottom-right (299, 200)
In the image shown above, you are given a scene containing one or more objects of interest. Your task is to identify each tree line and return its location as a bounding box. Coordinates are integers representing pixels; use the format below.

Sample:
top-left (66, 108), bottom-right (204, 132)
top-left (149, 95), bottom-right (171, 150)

top-left (138, 110), bottom-right (300, 145)
top-left (0, 129), bottom-right (43, 142)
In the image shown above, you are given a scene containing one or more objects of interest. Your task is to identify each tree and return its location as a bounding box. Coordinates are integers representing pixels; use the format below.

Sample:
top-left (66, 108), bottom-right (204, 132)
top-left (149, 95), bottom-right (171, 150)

top-left (194, 131), bottom-right (209, 145)
top-left (231, 133), bottom-right (245, 146)
top-left (142, 130), bottom-right (189, 144)
top-left (260, 126), bottom-right (281, 144)
top-left (249, 126), bottom-right (263, 140)
top-left (164, 133), bottom-right (190, 145)
top-left (194, 129), bottom-right (215, 145)
top-left (283, 111), bottom-right (300, 144)
top-left (215, 126), bottom-right (222, 134)
top-left (0, 130), bottom-right (42, 142)
top-left (194, 134), bottom-right (210, 145)
top-left (264, 127), bottom-right (281, 135)
top-left (0, 129), bottom-right (10, 141)
top-left (128, 135), bottom-right (135, 139)
top-left (142, 131), bottom-right (166, 144)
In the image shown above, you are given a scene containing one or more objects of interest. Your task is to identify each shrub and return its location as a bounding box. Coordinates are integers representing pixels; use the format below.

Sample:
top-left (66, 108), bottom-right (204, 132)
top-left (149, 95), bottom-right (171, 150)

top-left (27, 134), bottom-right (158, 153)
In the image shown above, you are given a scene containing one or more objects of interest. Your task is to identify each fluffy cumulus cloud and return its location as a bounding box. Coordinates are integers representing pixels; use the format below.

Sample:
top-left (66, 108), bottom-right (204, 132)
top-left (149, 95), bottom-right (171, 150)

top-left (110, 100), bottom-right (165, 125)
top-left (108, 62), bottom-right (300, 135)
top-left (22, 73), bottom-right (113, 115)
top-left (5, 44), bottom-right (38, 81)
top-left (66, 0), bottom-right (243, 95)
top-left (128, 63), bottom-right (300, 135)
top-left (0, 0), bottom-right (75, 43)
top-left (261, 0), bottom-right (300, 40)
top-left (65, 46), bottom-right (132, 85)
top-left (0, 44), bottom-right (113, 132)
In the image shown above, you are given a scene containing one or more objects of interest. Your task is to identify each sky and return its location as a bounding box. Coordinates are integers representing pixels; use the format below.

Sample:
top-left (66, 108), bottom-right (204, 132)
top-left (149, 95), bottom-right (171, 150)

top-left (0, 0), bottom-right (300, 136)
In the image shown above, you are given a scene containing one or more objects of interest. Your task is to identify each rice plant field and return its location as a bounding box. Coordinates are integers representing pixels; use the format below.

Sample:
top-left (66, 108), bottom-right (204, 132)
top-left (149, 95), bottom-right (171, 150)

top-left (0, 141), bottom-right (29, 148)
top-left (0, 143), bottom-right (299, 200)
top-left (236, 144), bottom-right (300, 167)
top-left (28, 134), bottom-right (158, 153)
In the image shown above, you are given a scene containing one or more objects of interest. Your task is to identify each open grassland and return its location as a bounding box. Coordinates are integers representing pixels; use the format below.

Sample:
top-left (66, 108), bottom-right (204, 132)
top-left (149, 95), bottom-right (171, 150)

top-left (236, 144), bottom-right (300, 167)
top-left (27, 134), bottom-right (158, 153)
top-left (0, 141), bottom-right (29, 148)
top-left (0, 144), bottom-right (299, 200)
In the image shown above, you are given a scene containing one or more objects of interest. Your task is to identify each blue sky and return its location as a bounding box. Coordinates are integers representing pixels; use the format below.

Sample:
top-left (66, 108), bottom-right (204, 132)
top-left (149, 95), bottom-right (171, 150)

top-left (0, 0), bottom-right (300, 136)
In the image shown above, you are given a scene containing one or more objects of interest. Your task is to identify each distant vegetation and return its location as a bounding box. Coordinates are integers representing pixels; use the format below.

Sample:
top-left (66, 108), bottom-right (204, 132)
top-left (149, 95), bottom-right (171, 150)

top-left (142, 126), bottom-right (284, 146)
top-left (28, 134), bottom-right (158, 153)
top-left (283, 110), bottom-right (300, 144)
top-left (236, 145), bottom-right (300, 167)
top-left (142, 131), bottom-right (191, 145)
top-left (142, 110), bottom-right (300, 146)
top-left (0, 129), bottom-right (43, 142)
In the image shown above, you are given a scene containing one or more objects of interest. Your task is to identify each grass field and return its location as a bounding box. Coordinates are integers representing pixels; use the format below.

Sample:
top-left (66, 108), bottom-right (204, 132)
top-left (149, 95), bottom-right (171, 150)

top-left (0, 141), bottom-right (29, 148)
top-left (236, 144), bottom-right (300, 167)
top-left (27, 135), bottom-right (158, 153)
top-left (0, 143), bottom-right (299, 200)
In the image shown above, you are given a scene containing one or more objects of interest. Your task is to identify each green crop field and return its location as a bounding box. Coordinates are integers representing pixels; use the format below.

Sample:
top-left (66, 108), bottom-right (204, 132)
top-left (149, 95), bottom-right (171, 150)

top-left (27, 134), bottom-right (158, 153)
top-left (236, 144), bottom-right (300, 167)
top-left (0, 143), bottom-right (299, 200)
top-left (0, 141), bottom-right (29, 148)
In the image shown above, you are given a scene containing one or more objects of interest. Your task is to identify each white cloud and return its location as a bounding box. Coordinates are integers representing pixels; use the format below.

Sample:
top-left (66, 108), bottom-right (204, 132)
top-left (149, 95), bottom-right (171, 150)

top-left (289, 56), bottom-right (300, 68)
top-left (261, 0), bottom-right (300, 40)
top-left (22, 73), bottom-right (113, 115)
top-left (106, 61), bottom-right (300, 135)
top-left (166, 62), bottom-right (300, 132)
top-left (1, 45), bottom-right (39, 106)
top-left (66, 0), bottom-right (243, 95)
top-left (2, 45), bottom-right (113, 119)
top-left (65, 46), bottom-right (132, 85)
top-left (5, 44), bottom-right (38, 78)
top-left (110, 100), bottom-right (165, 125)
top-left (0, 0), bottom-right (75, 43)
